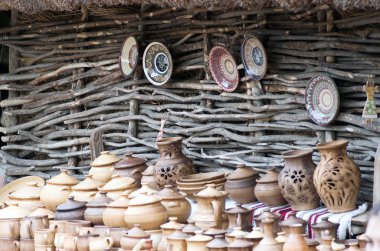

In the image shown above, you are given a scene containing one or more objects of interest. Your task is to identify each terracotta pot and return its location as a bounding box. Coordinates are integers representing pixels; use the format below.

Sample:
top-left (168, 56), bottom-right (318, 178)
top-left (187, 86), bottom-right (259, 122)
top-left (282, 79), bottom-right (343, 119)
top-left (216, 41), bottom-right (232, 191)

top-left (77, 234), bottom-right (99, 251)
top-left (88, 236), bottom-right (113, 251)
top-left (206, 235), bottom-right (228, 251)
top-left (63, 234), bottom-right (78, 251)
top-left (20, 215), bottom-right (49, 239)
top-left (166, 228), bottom-right (190, 251)
top-left (120, 224), bottom-right (150, 250)
top-left (253, 209), bottom-right (281, 235)
top-left (154, 137), bottom-right (195, 187)
top-left (65, 220), bottom-right (92, 235)
top-left (0, 201), bottom-right (31, 219)
top-left (40, 169), bottom-right (79, 211)
top-left (49, 220), bottom-right (66, 233)
top-left (279, 149), bottom-right (319, 211)
top-left (55, 196), bottom-right (86, 221)
top-left (283, 224), bottom-right (308, 251)
top-left (34, 229), bottom-right (55, 245)
top-left (227, 236), bottom-right (253, 251)
top-left (90, 151), bottom-right (121, 183)
top-left (124, 192), bottom-right (168, 230)
top-left (113, 152), bottom-right (147, 187)
top-left (7, 182), bottom-right (44, 211)
top-left (279, 213), bottom-right (307, 236)
top-left (311, 217), bottom-right (338, 243)
top-left (0, 238), bottom-right (20, 251)
top-left (28, 206), bottom-right (54, 220)
top-left (158, 217), bottom-right (184, 251)
top-left (70, 175), bottom-right (104, 202)
top-left (98, 174), bottom-right (137, 200)
top-left (0, 218), bottom-right (20, 238)
top-left (103, 192), bottom-right (129, 228)
top-left (203, 226), bottom-right (227, 238)
top-left (225, 204), bottom-right (253, 232)
top-left (244, 227), bottom-right (263, 246)
top-left (254, 218), bottom-right (282, 251)
top-left (186, 230), bottom-right (212, 251)
top-left (141, 164), bottom-right (160, 191)
top-left (84, 191), bottom-right (113, 225)
top-left (182, 220), bottom-right (201, 236)
top-left (155, 185), bottom-right (191, 223)
top-left (254, 169), bottom-right (287, 207)
top-left (19, 238), bottom-right (34, 251)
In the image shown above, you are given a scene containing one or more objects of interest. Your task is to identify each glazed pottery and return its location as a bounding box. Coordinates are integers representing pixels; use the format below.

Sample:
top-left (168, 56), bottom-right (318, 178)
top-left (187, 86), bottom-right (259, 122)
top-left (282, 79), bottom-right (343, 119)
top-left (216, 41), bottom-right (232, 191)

top-left (279, 149), bottom-right (319, 211)
top-left (77, 234), bottom-right (99, 251)
top-left (283, 224), bottom-right (308, 251)
top-left (182, 220), bottom-right (201, 236)
top-left (279, 213), bottom-right (307, 236)
top-left (141, 164), bottom-right (160, 190)
top-left (124, 192), bottom-right (168, 230)
top-left (193, 184), bottom-right (228, 230)
top-left (20, 215), bottom-right (49, 239)
top-left (120, 224), bottom-right (150, 250)
top-left (65, 220), bottom-right (92, 235)
top-left (19, 238), bottom-right (34, 251)
top-left (314, 140), bottom-right (361, 213)
top-left (206, 235), bottom-right (228, 251)
top-left (311, 217), bottom-right (338, 242)
top-left (253, 209), bottom-right (281, 235)
top-left (241, 35), bottom-right (267, 80)
top-left (85, 191), bottom-right (113, 225)
top-left (0, 218), bottom-right (20, 238)
top-left (90, 151), bottom-right (121, 183)
top-left (244, 227), bottom-right (263, 246)
top-left (7, 181), bottom-right (44, 211)
top-left (40, 169), bottom-right (79, 211)
top-left (119, 36), bottom-right (139, 77)
top-left (128, 183), bottom-right (158, 199)
top-left (63, 234), bottom-right (78, 250)
top-left (29, 206), bottom-right (54, 220)
top-left (254, 169), bottom-right (287, 206)
top-left (55, 196), bottom-right (86, 221)
top-left (113, 152), bottom-right (147, 187)
top-left (0, 237), bottom-right (20, 251)
top-left (0, 201), bottom-right (30, 219)
top-left (186, 230), bottom-right (212, 251)
top-left (158, 217), bottom-right (184, 251)
top-left (225, 227), bottom-right (249, 243)
top-left (70, 175), bottom-right (104, 202)
top-left (98, 174), bottom-right (137, 200)
top-left (227, 236), bottom-right (253, 251)
top-left (166, 228), bottom-right (189, 251)
top-left (103, 191), bottom-right (130, 228)
top-left (254, 218), bottom-right (282, 251)
top-left (225, 204), bottom-right (253, 232)
top-left (146, 229), bottom-right (162, 250)
top-left (204, 226), bottom-right (227, 238)
top-left (154, 137), bottom-right (195, 187)
top-left (155, 184), bottom-right (191, 223)
top-left (143, 42), bottom-right (173, 86)
top-left (88, 236), bottom-right (113, 251)
top-left (34, 229), bottom-right (55, 245)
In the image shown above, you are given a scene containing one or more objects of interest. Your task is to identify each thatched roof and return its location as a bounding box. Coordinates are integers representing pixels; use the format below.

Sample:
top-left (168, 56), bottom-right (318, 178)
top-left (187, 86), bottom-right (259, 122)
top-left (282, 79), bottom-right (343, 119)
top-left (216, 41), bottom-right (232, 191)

top-left (0, 0), bottom-right (379, 13)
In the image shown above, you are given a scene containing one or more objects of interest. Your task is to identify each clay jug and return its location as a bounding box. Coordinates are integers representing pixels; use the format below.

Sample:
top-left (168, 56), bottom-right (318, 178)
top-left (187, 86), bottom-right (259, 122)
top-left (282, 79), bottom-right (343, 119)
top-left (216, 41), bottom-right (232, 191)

top-left (279, 149), bottom-right (319, 211)
top-left (225, 204), bottom-right (253, 232)
top-left (186, 230), bottom-right (213, 251)
top-left (158, 217), bottom-right (184, 251)
top-left (254, 169), bottom-right (287, 206)
top-left (313, 140), bottom-right (361, 213)
top-left (279, 212), bottom-right (307, 236)
top-left (254, 218), bottom-right (282, 251)
top-left (206, 235), bottom-right (228, 251)
top-left (283, 224), bottom-right (308, 251)
top-left (193, 184), bottom-right (228, 230)
top-left (167, 228), bottom-right (190, 251)
top-left (154, 137), bottom-right (195, 187)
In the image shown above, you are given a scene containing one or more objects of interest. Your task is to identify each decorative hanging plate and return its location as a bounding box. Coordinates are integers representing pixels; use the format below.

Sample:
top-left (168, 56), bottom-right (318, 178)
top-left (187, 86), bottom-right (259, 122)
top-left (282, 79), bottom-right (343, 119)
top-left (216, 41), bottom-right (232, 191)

top-left (305, 75), bottom-right (340, 126)
top-left (143, 42), bottom-right (173, 85)
top-left (241, 36), bottom-right (267, 80)
top-left (209, 45), bottom-right (239, 92)
top-left (119, 36), bottom-right (139, 77)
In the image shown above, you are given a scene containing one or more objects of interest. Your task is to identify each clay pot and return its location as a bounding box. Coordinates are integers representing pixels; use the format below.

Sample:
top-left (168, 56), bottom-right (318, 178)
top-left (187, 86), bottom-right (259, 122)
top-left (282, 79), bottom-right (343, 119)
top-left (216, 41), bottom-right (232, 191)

top-left (128, 183), bottom-right (158, 199)
top-left (0, 201), bottom-right (30, 219)
top-left (103, 192), bottom-right (129, 228)
top-left (113, 152), bottom-right (147, 187)
top-left (166, 228), bottom-right (190, 251)
top-left (0, 238), bottom-right (20, 251)
top-left (254, 169), bottom-right (287, 207)
top-left (70, 175), bottom-right (104, 202)
top-left (65, 220), bottom-right (92, 235)
top-left (186, 230), bottom-right (213, 251)
top-left (254, 218), bottom-right (282, 251)
top-left (141, 164), bottom-right (160, 190)
top-left (155, 184), bottom-right (191, 223)
top-left (34, 229), bottom-right (55, 245)
top-left (244, 227), bottom-right (263, 246)
top-left (253, 209), bottom-right (281, 235)
top-left (204, 226), bottom-right (227, 238)
top-left (28, 206), bottom-right (54, 220)
top-left (227, 236), bottom-right (253, 251)
top-left (158, 217), bottom-right (185, 251)
top-left (146, 229), bottom-right (162, 250)
top-left (20, 238), bottom-right (34, 251)
top-left (0, 218), bottom-right (21, 238)
top-left (55, 196), bottom-right (86, 221)
top-left (7, 182), bottom-right (44, 211)
top-left (311, 217), bottom-right (338, 243)
top-left (77, 234), bottom-right (99, 251)
top-left (182, 220), bottom-right (201, 236)
top-left (124, 192), bottom-right (168, 230)
top-left (279, 149), bottom-right (319, 211)
top-left (84, 191), bottom-right (113, 225)
top-left (225, 227), bottom-right (249, 243)
top-left (225, 204), bottom-right (253, 232)
top-left (314, 140), bottom-right (361, 213)
top-left (206, 235), bottom-right (228, 251)
top-left (98, 174), bottom-right (137, 200)
top-left (20, 215), bottom-right (49, 239)
top-left (88, 236), bottom-right (113, 251)
top-left (90, 151), bottom-right (121, 183)
top-left (40, 169), bottom-right (79, 211)
top-left (154, 137), bottom-right (195, 187)
top-left (120, 224), bottom-right (150, 250)
top-left (63, 234), bottom-right (78, 250)
top-left (279, 213), bottom-right (307, 236)
top-left (193, 184), bottom-right (228, 230)
top-left (283, 224), bottom-right (308, 251)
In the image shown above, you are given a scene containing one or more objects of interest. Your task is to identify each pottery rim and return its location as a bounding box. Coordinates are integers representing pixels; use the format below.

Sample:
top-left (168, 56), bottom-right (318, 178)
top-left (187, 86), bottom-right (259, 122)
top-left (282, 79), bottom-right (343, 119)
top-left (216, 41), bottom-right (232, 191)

top-left (281, 149), bottom-right (313, 159)
top-left (156, 137), bottom-right (182, 146)
top-left (316, 139), bottom-right (348, 150)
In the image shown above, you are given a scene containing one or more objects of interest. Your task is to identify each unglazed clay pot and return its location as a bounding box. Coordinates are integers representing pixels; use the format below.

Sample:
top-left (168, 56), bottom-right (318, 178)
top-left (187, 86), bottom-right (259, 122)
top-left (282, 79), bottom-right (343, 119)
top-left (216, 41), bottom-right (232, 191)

top-left (113, 152), bottom-right (147, 187)
top-left (146, 229), bottom-right (162, 250)
top-left (0, 201), bottom-right (30, 219)
top-left (65, 220), bottom-right (91, 235)
top-left (166, 228), bottom-right (190, 251)
top-left (279, 149), bottom-right (319, 211)
top-left (158, 217), bottom-right (184, 251)
top-left (19, 238), bottom-right (34, 251)
top-left (88, 236), bottom-right (113, 251)
top-left (0, 218), bottom-right (20, 238)
top-left (227, 236), bottom-right (253, 251)
top-left (7, 182), bottom-right (44, 211)
top-left (254, 218), bottom-right (282, 251)
top-left (283, 224), bottom-right (308, 251)
top-left (311, 217), bottom-right (338, 243)
top-left (120, 224), bottom-right (150, 250)
top-left (279, 213), bottom-right (307, 236)
top-left (225, 204), bottom-right (253, 232)
top-left (204, 226), bottom-right (227, 239)
top-left (225, 227), bottom-right (249, 243)
top-left (84, 191), bottom-right (113, 225)
top-left (314, 140), bottom-right (361, 213)
top-left (254, 169), bottom-right (287, 207)
top-left (34, 228), bottom-right (55, 245)
top-left (206, 235), bottom-right (228, 251)
top-left (55, 196), bottom-right (86, 221)
top-left (70, 175), bottom-right (104, 202)
top-left (28, 206), bottom-right (54, 220)
top-left (182, 220), bottom-right (201, 236)
top-left (186, 230), bottom-right (212, 251)
top-left (128, 183), bottom-right (158, 199)
top-left (20, 215), bottom-right (49, 239)
top-left (90, 151), bottom-right (121, 183)
top-left (154, 137), bottom-right (195, 187)
top-left (103, 191), bottom-right (130, 228)
top-left (98, 174), bottom-right (137, 200)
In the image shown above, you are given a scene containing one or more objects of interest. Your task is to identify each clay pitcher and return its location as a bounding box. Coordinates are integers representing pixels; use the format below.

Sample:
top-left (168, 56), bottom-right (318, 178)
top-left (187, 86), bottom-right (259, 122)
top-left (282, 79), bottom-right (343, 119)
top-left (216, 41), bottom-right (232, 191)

top-left (279, 149), bottom-right (319, 211)
top-left (167, 228), bottom-right (189, 251)
top-left (254, 218), bottom-right (282, 251)
top-left (283, 224), bottom-right (308, 251)
top-left (193, 184), bottom-right (228, 230)
top-left (313, 140), bottom-right (361, 213)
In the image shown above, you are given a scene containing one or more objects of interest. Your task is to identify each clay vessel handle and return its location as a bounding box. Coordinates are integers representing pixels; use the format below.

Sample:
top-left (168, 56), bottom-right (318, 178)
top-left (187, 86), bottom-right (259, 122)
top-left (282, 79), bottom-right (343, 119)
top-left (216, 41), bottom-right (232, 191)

top-left (237, 213), bottom-right (242, 227)
top-left (211, 200), bottom-right (222, 229)
top-left (27, 221), bottom-right (33, 239)
top-left (132, 169), bottom-right (142, 176)
top-left (106, 237), bottom-right (113, 248)
top-left (13, 240), bottom-right (19, 251)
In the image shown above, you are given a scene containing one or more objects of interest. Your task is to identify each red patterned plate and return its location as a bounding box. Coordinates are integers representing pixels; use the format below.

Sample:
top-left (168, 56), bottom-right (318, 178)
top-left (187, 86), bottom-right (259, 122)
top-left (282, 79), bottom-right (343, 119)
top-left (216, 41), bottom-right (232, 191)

top-left (209, 46), bottom-right (239, 92)
top-left (119, 36), bottom-right (139, 77)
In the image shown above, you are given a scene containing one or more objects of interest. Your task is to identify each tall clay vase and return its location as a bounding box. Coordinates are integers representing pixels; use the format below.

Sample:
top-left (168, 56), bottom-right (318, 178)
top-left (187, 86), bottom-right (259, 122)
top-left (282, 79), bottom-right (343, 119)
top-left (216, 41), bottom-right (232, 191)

top-left (154, 137), bottom-right (195, 188)
top-left (254, 218), bottom-right (282, 251)
top-left (283, 224), bottom-right (308, 251)
top-left (313, 140), bottom-right (361, 213)
top-left (279, 149), bottom-right (319, 211)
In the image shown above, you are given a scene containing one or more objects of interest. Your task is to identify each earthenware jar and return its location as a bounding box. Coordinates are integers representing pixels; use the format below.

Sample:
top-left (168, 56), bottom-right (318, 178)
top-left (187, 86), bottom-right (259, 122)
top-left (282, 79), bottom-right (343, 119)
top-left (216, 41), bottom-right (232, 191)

top-left (120, 224), bottom-right (150, 250)
top-left (314, 140), bottom-right (361, 213)
top-left (40, 168), bottom-right (79, 211)
top-left (128, 182), bottom-right (158, 199)
top-left (89, 236), bottom-right (113, 251)
top-left (0, 201), bottom-right (30, 219)
top-left (141, 164), bottom-right (160, 190)
top-left (186, 230), bottom-right (212, 251)
top-left (182, 220), bottom-right (201, 236)
top-left (0, 237), bottom-right (20, 251)
top-left (154, 137), bottom-right (195, 187)
top-left (90, 151), bottom-right (121, 183)
top-left (225, 164), bottom-right (259, 204)
top-left (34, 228), bottom-right (55, 245)
top-left (77, 234), bottom-right (99, 251)
top-left (20, 215), bottom-right (49, 239)
top-left (55, 196), bottom-right (86, 221)
top-left (279, 213), bottom-right (307, 236)
top-left (244, 227), bottom-right (263, 246)
top-left (124, 192), bottom-right (168, 230)
top-left (225, 204), bottom-right (253, 232)
top-left (253, 209), bottom-right (281, 235)
top-left (19, 238), bottom-right (34, 251)
top-left (7, 182), bottom-right (44, 211)
top-left (113, 152), bottom-right (147, 187)
top-left (204, 226), bottom-right (227, 238)
top-left (166, 228), bottom-right (190, 251)
top-left (98, 174), bottom-right (137, 200)
top-left (29, 206), bottom-right (54, 219)
top-left (227, 236), bottom-right (253, 251)
top-left (311, 217), bottom-right (338, 242)
top-left (225, 227), bottom-right (249, 243)
top-left (158, 217), bottom-right (184, 251)
top-left (254, 218), bottom-right (282, 251)
top-left (70, 174), bottom-right (104, 202)
top-left (103, 191), bottom-right (129, 228)
top-left (0, 218), bottom-right (20, 238)
top-left (206, 235), bottom-right (228, 251)
top-left (279, 149), bottom-right (319, 211)
top-left (193, 184), bottom-right (228, 230)
top-left (254, 169), bottom-right (287, 206)
top-left (65, 220), bottom-right (92, 235)
top-left (283, 224), bottom-right (308, 251)
top-left (85, 191), bottom-right (112, 225)
top-left (155, 184), bottom-right (191, 223)
top-left (146, 229), bottom-right (162, 250)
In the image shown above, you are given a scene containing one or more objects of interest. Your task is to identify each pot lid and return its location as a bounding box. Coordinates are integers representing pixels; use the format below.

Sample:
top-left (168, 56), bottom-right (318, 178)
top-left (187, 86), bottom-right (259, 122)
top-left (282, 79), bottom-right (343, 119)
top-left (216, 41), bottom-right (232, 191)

top-left (29, 205), bottom-right (55, 219)
top-left (0, 201), bottom-right (31, 219)
top-left (167, 228), bottom-right (190, 240)
top-left (228, 236), bottom-right (254, 248)
top-left (99, 174), bottom-right (135, 191)
top-left (311, 217), bottom-right (338, 229)
top-left (182, 220), bottom-right (201, 234)
top-left (156, 185), bottom-right (185, 200)
top-left (254, 209), bottom-right (281, 222)
top-left (91, 151), bottom-right (121, 167)
top-left (160, 217), bottom-right (184, 230)
top-left (56, 196), bottom-right (86, 212)
top-left (245, 227), bottom-right (264, 239)
top-left (279, 213), bottom-right (307, 227)
top-left (8, 181), bottom-right (42, 199)
top-left (86, 191), bottom-right (113, 207)
top-left (226, 204), bottom-right (253, 214)
top-left (256, 168), bottom-right (279, 183)
top-left (195, 184), bottom-right (227, 198)
top-left (107, 192), bottom-right (130, 208)
top-left (128, 192), bottom-right (160, 206)
top-left (126, 224), bottom-right (150, 238)
top-left (226, 227), bottom-right (249, 238)
top-left (227, 164), bottom-right (258, 180)
top-left (282, 149), bottom-right (313, 159)
top-left (187, 230), bottom-right (213, 242)
top-left (204, 226), bottom-right (227, 236)
top-left (72, 175), bottom-right (104, 191)
top-left (114, 152), bottom-right (147, 169)
top-left (47, 169), bottom-right (79, 186)
top-left (206, 235), bottom-right (229, 248)
top-left (129, 183), bottom-right (158, 199)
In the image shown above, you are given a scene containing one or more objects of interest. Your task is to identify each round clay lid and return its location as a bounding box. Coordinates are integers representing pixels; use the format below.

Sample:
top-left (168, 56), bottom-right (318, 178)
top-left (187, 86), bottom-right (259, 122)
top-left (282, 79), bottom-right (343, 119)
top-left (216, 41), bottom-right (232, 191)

top-left (226, 204), bottom-right (253, 214)
top-left (114, 152), bottom-right (147, 169)
top-left (187, 230), bottom-right (213, 242)
top-left (47, 169), bottom-right (79, 186)
top-left (204, 226), bottom-right (227, 236)
top-left (227, 164), bottom-right (258, 180)
top-left (195, 184), bottom-right (227, 198)
top-left (156, 185), bottom-right (185, 200)
top-left (91, 151), bottom-right (121, 167)
top-left (72, 175), bottom-right (104, 191)
top-left (29, 205), bottom-right (55, 219)
top-left (0, 201), bottom-right (31, 219)
top-left (107, 192), bottom-right (130, 208)
top-left (86, 192), bottom-right (113, 207)
top-left (128, 183), bottom-right (158, 198)
top-left (282, 149), bottom-right (313, 159)
top-left (8, 181), bottom-right (42, 200)
top-left (206, 235), bottom-right (229, 248)
top-left (279, 213), bottom-right (307, 227)
top-left (126, 224), bottom-right (150, 238)
top-left (226, 227), bottom-right (249, 238)
top-left (228, 236), bottom-right (254, 248)
top-left (312, 217), bottom-right (338, 229)
top-left (127, 192), bottom-right (160, 206)
top-left (160, 217), bottom-right (184, 230)
top-left (256, 168), bottom-right (279, 183)
top-left (182, 220), bottom-right (201, 234)
top-left (56, 196), bottom-right (86, 212)
top-left (245, 227), bottom-right (264, 239)
top-left (99, 174), bottom-right (135, 191)
top-left (167, 228), bottom-right (190, 240)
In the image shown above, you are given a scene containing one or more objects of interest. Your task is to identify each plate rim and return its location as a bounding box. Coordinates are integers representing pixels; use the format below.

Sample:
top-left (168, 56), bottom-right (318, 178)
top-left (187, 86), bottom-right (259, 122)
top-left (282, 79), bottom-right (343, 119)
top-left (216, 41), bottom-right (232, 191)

top-left (241, 35), bottom-right (267, 81)
top-left (119, 36), bottom-right (139, 78)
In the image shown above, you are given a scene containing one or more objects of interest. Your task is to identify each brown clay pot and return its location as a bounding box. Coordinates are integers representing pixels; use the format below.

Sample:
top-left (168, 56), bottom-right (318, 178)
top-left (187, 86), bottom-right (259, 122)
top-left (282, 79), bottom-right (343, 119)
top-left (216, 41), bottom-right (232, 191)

top-left (113, 152), bottom-right (147, 187)
top-left (158, 217), bottom-right (184, 251)
top-left (283, 224), bottom-right (308, 251)
top-left (103, 192), bottom-right (129, 228)
top-left (279, 149), bottom-right (319, 211)
top-left (19, 238), bottom-right (34, 251)
top-left (77, 234), bottom-right (99, 251)
top-left (253, 209), bottom-right (281, 235)
top-left (227, 236), bottom-right (254, 251)
top-left (0, 218), bottom-right (21, 238)
top-left (153, 137), bottom-right (195, 187)
top-left (166, 228), bottom-right (190, 251)
top-left (206, 235), bottom-right (228, 251)
top-left (186, 230), bottom-right (213, 251)
top-left (279, 213), bottom-right (307, 236)
top-left (120, 224), bottom-right (150, 250)
top-left (311, 217), bottom-right (338, 243)
top-left (20, 215), bottom-right (49, 239)
top-left (254, 169), bottom-right (287, 207)
top-left (225, 204), bottom-right (253, 232)
top-left (90, 151), bottom-right (121, 183)
top-left (254, 218), bottom-right (282, 251)
top-left (313, 140), bottom-right (361, 213)
top-left (55, 196), bottom-right (86, 221)
top-left (0, 237), bottom-right (20, 251)
top-left (84, 191), bottom-right (113, 225)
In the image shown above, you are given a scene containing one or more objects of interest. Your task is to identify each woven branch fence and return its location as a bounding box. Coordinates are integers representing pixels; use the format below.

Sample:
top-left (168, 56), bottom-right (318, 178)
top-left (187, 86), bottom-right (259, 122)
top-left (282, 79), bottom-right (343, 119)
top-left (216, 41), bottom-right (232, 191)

top-left (0, 5), bottom-right (379, 204)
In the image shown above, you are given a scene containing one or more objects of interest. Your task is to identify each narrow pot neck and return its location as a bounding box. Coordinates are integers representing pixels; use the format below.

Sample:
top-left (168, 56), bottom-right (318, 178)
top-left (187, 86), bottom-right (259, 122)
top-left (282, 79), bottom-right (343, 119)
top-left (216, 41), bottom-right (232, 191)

top-left (318, 144), bottom-right (348, 161)
top-left (157, 139), bottom-right (184, 158)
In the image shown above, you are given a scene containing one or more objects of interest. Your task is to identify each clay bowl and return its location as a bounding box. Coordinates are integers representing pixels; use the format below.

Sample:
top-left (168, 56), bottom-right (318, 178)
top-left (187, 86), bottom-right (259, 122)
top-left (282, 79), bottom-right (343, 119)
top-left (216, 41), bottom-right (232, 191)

top-left (179, 172), bottom-right (225, 183)
top-left (176, 177), bottom-right (226, 188)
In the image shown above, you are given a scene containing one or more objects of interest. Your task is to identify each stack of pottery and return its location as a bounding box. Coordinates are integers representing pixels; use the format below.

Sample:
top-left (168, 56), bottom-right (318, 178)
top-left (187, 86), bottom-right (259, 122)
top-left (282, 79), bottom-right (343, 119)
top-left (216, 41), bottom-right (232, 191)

top-left (103, 191), bottom-right (130, 228)
top-left (98, 174), bottom-right (136, 200)
top-left (7, 181), bottom-right (44, 211)
top-left (113, 152), bottom-right (147, 188)
top-left (158, 217), bottom-right (184, 251)
top-left (225, 204), bottom-right (253, 232)
top-left (55, 196), bottom-right (87, 221)
top-left (84, 191), bottom-right (113, 225)
top-left (34, 229), bottom-right (55, 251)
top-left (141, 163), bottom-right (160, 190)
top-left (254, 168), bottom-right (287, 207)
top-left (70, 174), bottom-right (104, 202)
top-left (225, 164), bottom-right (259, 204)
top-left (90, 151), bottom-right (121, 183)
top-left (40, 168), bottom-right (79, 211)
top-left (128, 182), bottom-right (158, 199)
top-left (120, 224), bottom-right (151, 250)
